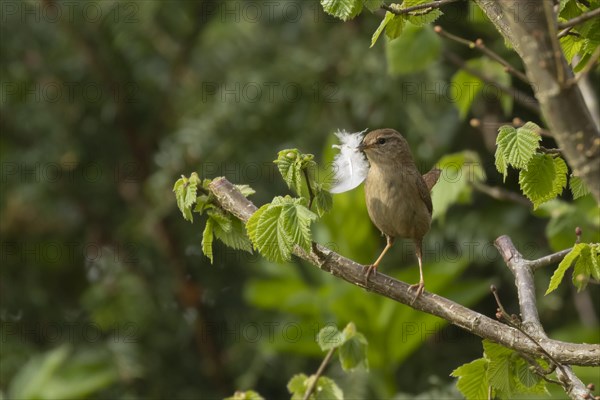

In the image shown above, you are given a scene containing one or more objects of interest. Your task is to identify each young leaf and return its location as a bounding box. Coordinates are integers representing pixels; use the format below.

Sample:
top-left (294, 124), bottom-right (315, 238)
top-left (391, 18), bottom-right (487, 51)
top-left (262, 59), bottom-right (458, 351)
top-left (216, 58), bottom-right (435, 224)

top-left (403, 0), bottom-right (443, 26)
top-left (320, 0), bottom-right (363, 21)
top-left (546, 243), bottom-right (584, 294)
top-left (287, 373), bottom-right (309, 400)
top-left (371, 11), bottom-right (394, 48)
top-left (485, 341), bottom-right (513, 397)
top-left (519, 154), bottom-right (568, 209)
top-left (207, 209), bottom-right (232, 233)
top-left (569, 175), bottom-right (591, 199)
top-left (173, 173), bottom-right (201, 222)
top-left (364, 0), bottom-right (383, 12)
top-left (224, 390), bottom-right (265, 400)
top-left (202, 218), bottom-right (215, 264)
top-left (246, 196), bottom-right (317, 263)
top-left (312, 376), bottom-right (343, 400)
top-left (572, 244), bottom-right (598, 292)
top-left (274, 149), bottom-right (316, 196)
top-left (314, 186), bottom-right (333, 217)
top-left (451, 358), bottom-right (490, 400)
top-left (385, 13), bottom-right (405, 40)
top-left (496, 123), bottom-right (541, 170)
top-left (338, 333), bottom-right (368, 371)
top-left (317, 326), bottom-right (344, 351)
top-left (213, 217), bottom-right (253, 253)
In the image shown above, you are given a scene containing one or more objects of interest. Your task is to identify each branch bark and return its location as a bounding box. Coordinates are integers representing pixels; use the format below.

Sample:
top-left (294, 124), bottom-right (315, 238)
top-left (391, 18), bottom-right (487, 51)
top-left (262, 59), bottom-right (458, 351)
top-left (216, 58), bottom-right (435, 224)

top-left (473, 0), bottom-right (600, 203)
top-left (208, 177), bottom-right (600, 369)
top-left (494, 236), bottom-right (593, 400)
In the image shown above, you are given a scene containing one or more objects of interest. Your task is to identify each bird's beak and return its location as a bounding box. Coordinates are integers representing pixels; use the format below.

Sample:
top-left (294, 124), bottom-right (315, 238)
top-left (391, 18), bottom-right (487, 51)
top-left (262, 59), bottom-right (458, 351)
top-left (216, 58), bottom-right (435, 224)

top-left (358, 142), bottom-right (370, 152)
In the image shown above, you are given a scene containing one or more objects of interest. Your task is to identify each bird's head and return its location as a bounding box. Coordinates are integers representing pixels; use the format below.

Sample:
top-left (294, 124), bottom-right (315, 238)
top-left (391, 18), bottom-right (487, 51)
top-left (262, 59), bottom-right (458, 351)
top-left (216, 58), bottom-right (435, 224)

top-left (358, 128), bottom-right (414, 166)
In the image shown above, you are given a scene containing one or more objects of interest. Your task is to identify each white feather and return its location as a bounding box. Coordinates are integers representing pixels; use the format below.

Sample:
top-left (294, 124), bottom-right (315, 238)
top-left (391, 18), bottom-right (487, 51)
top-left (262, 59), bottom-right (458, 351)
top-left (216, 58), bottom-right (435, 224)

top-left (329, 129), bottom-right (369, 194)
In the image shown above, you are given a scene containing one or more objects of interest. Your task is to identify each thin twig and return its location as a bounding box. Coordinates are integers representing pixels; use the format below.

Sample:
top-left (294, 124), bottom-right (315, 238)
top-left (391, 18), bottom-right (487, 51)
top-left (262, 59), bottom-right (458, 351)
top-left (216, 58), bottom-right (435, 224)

top-left (434, 26), bottom-right (529, 84)
top-left (530, 248), bottom-right (572, 271)
top-left (558, 7), bottom-right (600, 30)
top-left (302, 348), bottom-right (336, 400)
top-left (470, 118), bottom-right (553, 138)
top-left (381, 0), bottom-right (461, 15)
top-left (471, 182), bottom-right (531, 207)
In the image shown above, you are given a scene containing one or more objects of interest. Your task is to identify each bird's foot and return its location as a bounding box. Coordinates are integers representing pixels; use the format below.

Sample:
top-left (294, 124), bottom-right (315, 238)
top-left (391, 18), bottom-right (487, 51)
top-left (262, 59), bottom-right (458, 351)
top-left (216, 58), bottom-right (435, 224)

top-left (364, 264), bottom-right (378, 284)
top-left (408, 281), bottom-right (425, 304)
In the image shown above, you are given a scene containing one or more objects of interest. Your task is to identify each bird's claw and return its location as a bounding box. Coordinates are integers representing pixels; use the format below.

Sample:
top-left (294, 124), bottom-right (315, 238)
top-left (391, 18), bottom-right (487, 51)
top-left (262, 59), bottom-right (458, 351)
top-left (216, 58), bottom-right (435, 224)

top-left (364, 264), bottom-right (377, 283)
top-left (408, 282), bottom-right (425, 304)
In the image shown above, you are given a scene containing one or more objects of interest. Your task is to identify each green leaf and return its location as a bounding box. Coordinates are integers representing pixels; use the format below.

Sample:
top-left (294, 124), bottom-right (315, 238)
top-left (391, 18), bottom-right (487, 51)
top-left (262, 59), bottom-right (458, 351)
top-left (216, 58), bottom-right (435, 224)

top-left (483, 340), bottom-right (514, 398)
top-left (519, 154), bottom-right (568, 209)
top-left (386, 24), bottom-right (441, 75)
top-left (213, 217), bottom-right (253, 253)
top-left (314, 185), bottom-right (333, 217)
top-left (385, 13), bottom-right (405, 40)
top-left (546, 243), bottom-right (585, 294)
top-left (494, 126), bottom-right (512, 182)
top-left (560, 33), bottom-right (584, 63)
top-left (202, 218), bottom-right (214, 264)
top-left (312, 376), bottom-right (343, 400)
top-left (246, 196), bottom-right (317, 263)
top-left (451, 358), bottom-right (490, 400)
top-left (570, 175), bottom-right (591, 199)
top-left (173, 173), bottom-right (201, 222)
top-left (320, 0), bottom-right (363, 21)
top-left (207, 209), bottom-right (232, 233)
top-left (371, 11), bottom-right (394, 48)
top-left (317, 326), bottom-right (344, 351)
top-left (572, 243), bottom-right (596, 291)
top-left (224, 390), bottom-right (265, 400)
top-left (287, 373), bottom-right (309, 400)
top-left (514, 358), bottom-right (547, 395)
top-left (338, 333), bottom-right (368, 371)
top-left (495, 123), bottom-right (541, 171)
top-left (274, 149), bottom-right (315, 195)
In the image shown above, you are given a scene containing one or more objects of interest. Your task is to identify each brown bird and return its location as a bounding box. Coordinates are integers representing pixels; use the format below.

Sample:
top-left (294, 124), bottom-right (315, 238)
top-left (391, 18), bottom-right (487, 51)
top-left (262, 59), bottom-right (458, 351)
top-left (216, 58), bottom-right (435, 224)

top-left (358, 128), bottom-right (440, 300)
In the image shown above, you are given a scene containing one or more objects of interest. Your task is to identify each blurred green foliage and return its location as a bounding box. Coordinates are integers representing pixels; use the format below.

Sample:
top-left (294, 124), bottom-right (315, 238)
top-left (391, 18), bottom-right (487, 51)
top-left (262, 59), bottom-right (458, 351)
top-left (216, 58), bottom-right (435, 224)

top-left (1, 0), bottom-right (598, 399)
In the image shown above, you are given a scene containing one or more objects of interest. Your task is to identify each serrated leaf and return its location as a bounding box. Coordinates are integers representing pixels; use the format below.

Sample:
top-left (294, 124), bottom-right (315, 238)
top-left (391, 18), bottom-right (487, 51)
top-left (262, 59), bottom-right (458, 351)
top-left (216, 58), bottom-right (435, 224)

top-left (371, 11), bottom-right (394, 48)
top-left (496, 123), bottom-right (541, 170)
top-left (590, 244), bottom-right (600, 280)
top-left (207, 209), bottom-right (232, 233)
top-left (546, 243), bottom-right (584, 294)
top-left (386, 24), bottom-right (441, 75)
top-left (202, 218), bottom-right (214, 264)
top-left (338, 333), bottom-right (368, 371)
top-left (515, 359), bottom-right (539, 388)
top-left (385, 14), bottom-right (405, 40)
top-left (570, 175), bottom-right (591, 199)
top-left (483, 340), bottom-right (514, 397)
top-left (246, 196), bottom-right (317, 263)
top-left (314, 187), bottom-right (333, 217)
top-left (320, 0), bottom-right (363, 21)
top-left (451, 358), bottom-right (490, 400)
top-left (560, 33), bottom-right (584, 64)
top-left (519, 154), bottom-right (567, 209)
top-left (572, 244), bottom-right (594, 291)
top-left (317, 326), bottom-right (344, 351)
top-left (402, 0), bottom-right (443, 26)
top-left (274, 149), bottom-right (303, 195)
top-left (214, 217), bottom-right (253, 253)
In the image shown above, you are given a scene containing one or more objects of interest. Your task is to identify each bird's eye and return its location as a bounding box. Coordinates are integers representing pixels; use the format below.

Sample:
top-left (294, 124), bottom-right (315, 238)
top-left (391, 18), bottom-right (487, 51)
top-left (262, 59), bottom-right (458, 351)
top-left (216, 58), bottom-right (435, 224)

top-left (377, 138), bottom-right (386, 145)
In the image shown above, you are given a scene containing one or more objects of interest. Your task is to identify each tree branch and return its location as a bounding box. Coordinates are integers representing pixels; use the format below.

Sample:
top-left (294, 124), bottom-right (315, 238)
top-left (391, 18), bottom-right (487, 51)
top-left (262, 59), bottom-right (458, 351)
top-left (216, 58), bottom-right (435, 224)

top-left (494, 235), bottom-right (593, 400)
top-left (474, 0), bottom-right (600, 203)
top-left (208, 177), bottom-right (600, 369)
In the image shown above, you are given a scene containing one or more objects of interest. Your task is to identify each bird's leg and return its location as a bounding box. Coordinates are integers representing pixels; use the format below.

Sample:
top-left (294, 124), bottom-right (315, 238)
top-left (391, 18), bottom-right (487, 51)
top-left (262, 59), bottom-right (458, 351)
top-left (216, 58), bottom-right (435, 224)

top-left (365, 235), bottom-right (394, 281)
top-left (408, 241), bottom-right (425, 303)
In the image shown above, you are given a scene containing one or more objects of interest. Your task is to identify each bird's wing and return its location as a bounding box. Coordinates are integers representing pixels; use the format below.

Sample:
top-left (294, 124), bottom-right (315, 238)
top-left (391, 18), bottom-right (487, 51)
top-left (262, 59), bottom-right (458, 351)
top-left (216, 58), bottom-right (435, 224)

top-left (422, 167), bottom-right (441, 192)
top-left (416, 174), bottom-right (433, 216)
